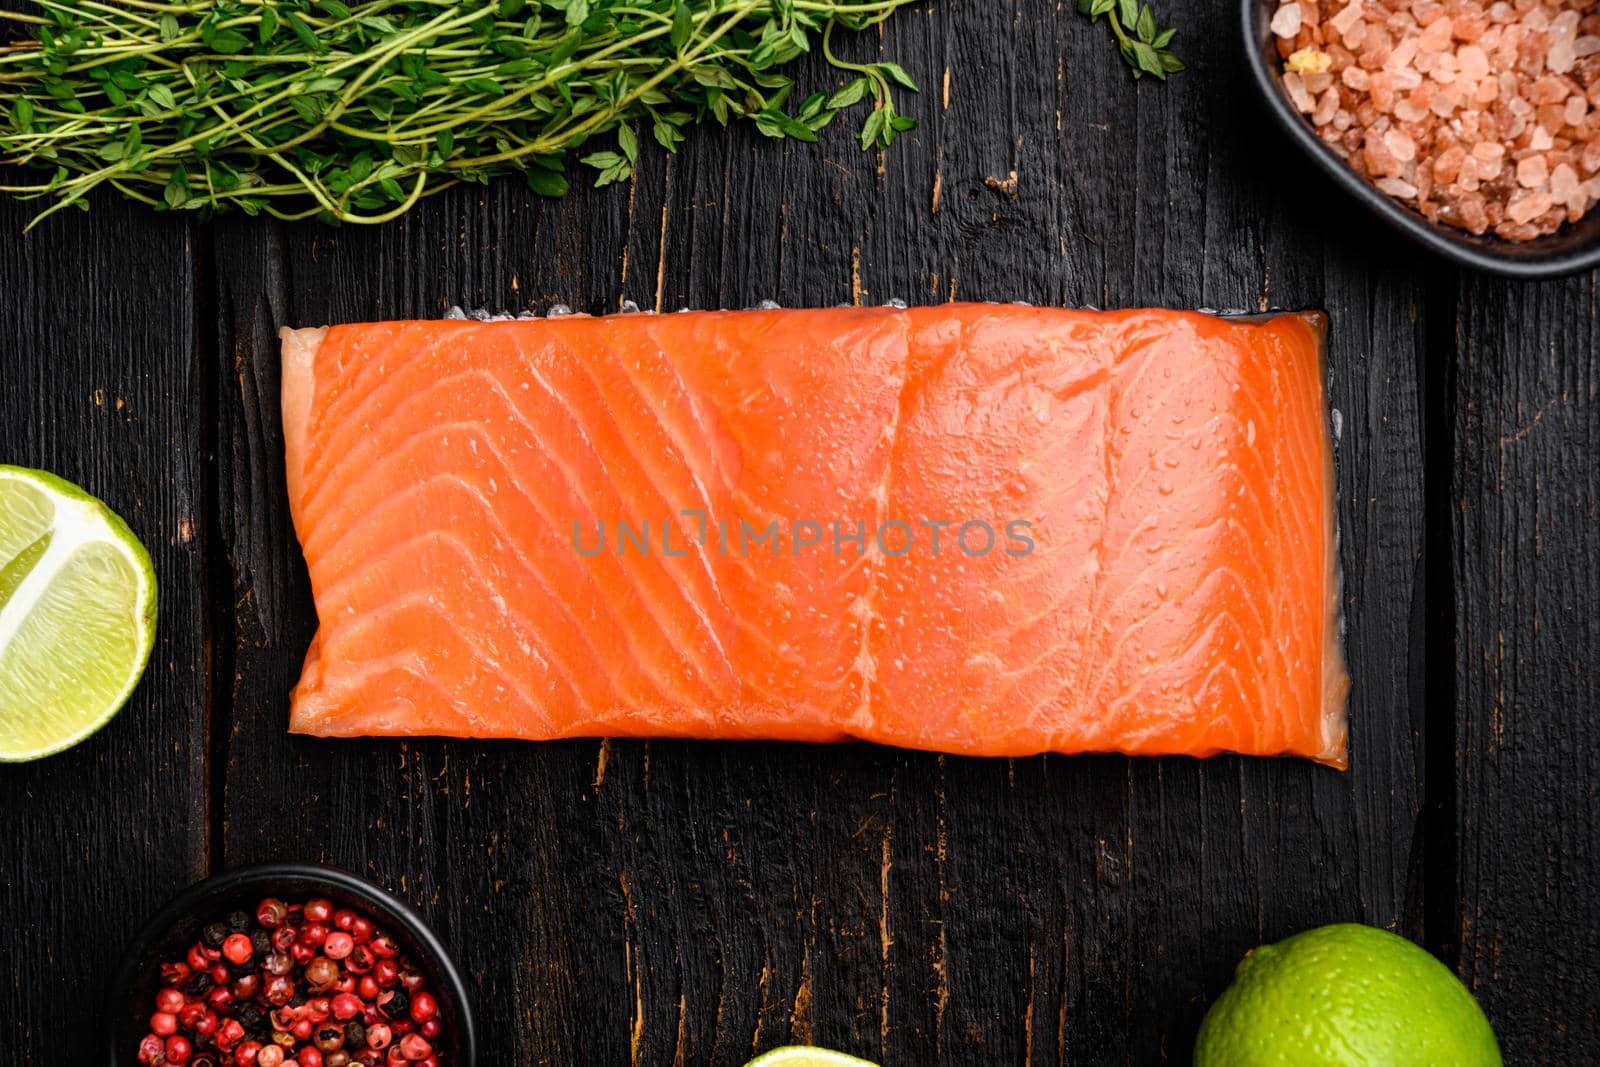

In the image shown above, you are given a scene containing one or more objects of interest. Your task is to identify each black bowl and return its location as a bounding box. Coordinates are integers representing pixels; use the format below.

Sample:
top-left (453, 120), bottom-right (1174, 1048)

top-left (1243, 0), bottom-right (1600, 277)
top-left (105, 863), bottom-right (477, 1066)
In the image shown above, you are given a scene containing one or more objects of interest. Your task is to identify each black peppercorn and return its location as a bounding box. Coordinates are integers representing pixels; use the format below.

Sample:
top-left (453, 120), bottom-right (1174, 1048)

top-left (183, 971), bottom-right (214, 997)
top-left (201, 921), bottom-right (229, 949)
top-left (345, 1021), bottom-right (365, 1047)
top-left (226, 909), bottom-right (251, 932)
top-left (235, 1002), bottom-right (265, 1031)
top-left (250, 929), bottom-right (273, 957)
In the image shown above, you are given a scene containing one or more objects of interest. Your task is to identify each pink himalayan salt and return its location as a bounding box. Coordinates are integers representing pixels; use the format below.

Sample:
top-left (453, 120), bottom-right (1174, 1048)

top-left (1551, 161), bottom-right (1581, 201)
top-left (1273, 0), bottom-right (1600, 241)
top-left (1272, 3), bottom-right (1304, 38)
top-left (1507, 189), bottom-right (1553, 222)
top-left (1518, 153), bottom-right (1551, 186)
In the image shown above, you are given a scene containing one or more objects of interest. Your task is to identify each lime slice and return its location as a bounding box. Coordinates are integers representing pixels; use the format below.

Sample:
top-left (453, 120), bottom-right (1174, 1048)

top-left (0, 465), bottom-right (157, 760)
top-left (744, 1049), bottom-right (879, 1067)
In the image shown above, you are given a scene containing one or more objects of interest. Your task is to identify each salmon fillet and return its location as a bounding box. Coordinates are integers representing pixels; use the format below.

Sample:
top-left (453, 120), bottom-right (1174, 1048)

top-left (281, 305), bottom-right (1348, 766)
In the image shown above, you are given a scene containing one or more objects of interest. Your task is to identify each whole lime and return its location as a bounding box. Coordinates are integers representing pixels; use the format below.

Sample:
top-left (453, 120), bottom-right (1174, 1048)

top-left (1193, 923), bottom-right (1501, 1066)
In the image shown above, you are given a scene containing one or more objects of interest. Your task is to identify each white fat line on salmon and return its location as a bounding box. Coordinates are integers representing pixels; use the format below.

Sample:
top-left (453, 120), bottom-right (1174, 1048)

top-left (571, 512), bottom-right (1035, 559)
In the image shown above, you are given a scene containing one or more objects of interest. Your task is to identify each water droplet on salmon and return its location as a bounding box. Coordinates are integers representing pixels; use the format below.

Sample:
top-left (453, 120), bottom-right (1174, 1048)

top-left (1246, 419), bottom-right (1257, 447)
top-left (1158, 482), bottom-right (1174, 495)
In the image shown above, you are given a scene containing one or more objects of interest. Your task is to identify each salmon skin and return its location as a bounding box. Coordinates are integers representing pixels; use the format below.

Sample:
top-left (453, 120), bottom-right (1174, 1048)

top-left (281, 305), bottom-right (1349, 767)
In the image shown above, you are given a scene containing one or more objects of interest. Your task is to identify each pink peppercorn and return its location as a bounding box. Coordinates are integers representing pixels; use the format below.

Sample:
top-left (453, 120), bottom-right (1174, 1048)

top-left (332, 993), bottom-right (363, 1020)
top-left (407, 992), bottom-right (436, 1023)
top-left (165, 1035), bottom-right (193, 1064)
top-left (323, 932), bottom-right (355, 960)
top-left (257, 1046), bottom-right (285, 1067)
top-left (365, 1023), bottom-right (392, 1050)
top-left (150, 1012), bottom-right (178, 1036)
top-left (223, 933), bottom-right (255, 965)
top-left (372, 959), bottom-right (399, 988)
top-left (398, 1034), bottom-right (431, 1061)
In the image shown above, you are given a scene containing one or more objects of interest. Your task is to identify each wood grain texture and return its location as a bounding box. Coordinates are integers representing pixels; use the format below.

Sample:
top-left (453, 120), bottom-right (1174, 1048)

top-left (0, 0), bottom-right (1525, 1062)
top-left (1454, 273), bottom-right (1600, 1059)
top-left (206, 1), bottom-right (1429, 1064)
top-left (0, 201), bottom-right (208, 1063)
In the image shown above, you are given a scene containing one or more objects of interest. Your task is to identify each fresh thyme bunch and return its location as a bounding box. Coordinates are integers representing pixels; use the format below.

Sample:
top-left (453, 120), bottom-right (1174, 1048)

top-left (0, 0), bottom-right (921, 225)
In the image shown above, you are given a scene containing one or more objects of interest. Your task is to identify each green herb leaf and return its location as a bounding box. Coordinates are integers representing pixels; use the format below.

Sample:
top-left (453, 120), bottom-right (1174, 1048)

top-left (876, 62), bottom-right (919, 91)
top-left (259, 5), bottom-right (280, 43)
top-left (1082, 0), bottom-right (1181, 80)
top-left (527, 168), bottom-right (569, 196)
top-left (202, 27), bottom-right (252, 54)
top-left (0, 0), bottom-right (926, 223)
top-left (670, 3), bottom-right (693, 50)
top-left (828, 77), bottom-right (869, 109)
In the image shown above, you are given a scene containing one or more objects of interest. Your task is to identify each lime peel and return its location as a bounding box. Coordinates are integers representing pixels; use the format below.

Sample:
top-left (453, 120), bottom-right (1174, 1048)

top-left (0, 465), bottom-right (157, 761)
top-left (744, 1048), bottom-right (880, 1067)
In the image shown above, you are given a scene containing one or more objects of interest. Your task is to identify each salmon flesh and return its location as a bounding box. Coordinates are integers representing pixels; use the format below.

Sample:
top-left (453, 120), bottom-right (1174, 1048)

top-left (281, 305), bottom-right (1348, 766)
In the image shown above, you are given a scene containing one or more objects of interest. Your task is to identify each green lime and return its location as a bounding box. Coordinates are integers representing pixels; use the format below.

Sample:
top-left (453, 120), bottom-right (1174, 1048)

top-left (744, 1048), bottom-right (878, 1067)
top-left (0, 465), bottom-right (157, 761)
top-left (1194, 923), bottom-right (1501, 1066)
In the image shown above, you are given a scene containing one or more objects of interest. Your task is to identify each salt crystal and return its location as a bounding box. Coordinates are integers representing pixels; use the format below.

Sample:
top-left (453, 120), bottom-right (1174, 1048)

top-left (1420, 17), bottom-right (1455, 53)
top-left (1329, 2), bottom-right (1364, 38)
top-left (1344, 66), bottom-right (1371, 90)
top-left (1474, 75), bottom-right (1501, 104)
top-left (1305, 72), bottom-right (1335, 94)
top-left (1433, 144), bottom-right (1468, 182)
top-left (1531, 124), bottom-right (1555, 151)
top-left (1315, 87), bottom-right (1341, 125)
top-left (1458, 44), bottom-right (1491, 82)
top-left (1506, 190), bottom-right (1552, 223)
top-left (1287, 47), bottom-right (1335, 74)
top-left (1575, 36), bottom-right (1600, 59)
top-left (1285, 72), bottom-right (1316, 113)
top-left (1551, 10), bottom-right (1580, 45)
top-left (1385, 128), bottom-right (1418, 161)
top-left (1517, 153), bottom-right (1550, 187)
top-left (1370, 70), bottom-right (1397, 111)
top-left (1388, 37), bottom-right (1421, 71)
top-left (1566, 95), bottom-right (1588, 127)
top-left (1472, 141), bottom-right (1505, 161)
top-left (1528, 75), bottom-right (1569, 105)
top-left (1375, 177), bottom-right (1420, 198)
top-left (1271, 4), bottom-right (1302, 39)
top-left (1583, 140), bottom-right (1600, 174)
top-left (1454, 12), bottom-right (1489, 43)
top-left (1550, 161), bottom-right (1580, 201)
top-left (1549, 41), bottom-right (1576, 75)
top-left (1396, 98), bottom-right (1429, 122)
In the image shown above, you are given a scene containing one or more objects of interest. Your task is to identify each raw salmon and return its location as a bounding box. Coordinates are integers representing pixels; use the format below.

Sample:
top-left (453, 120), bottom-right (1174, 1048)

top-left (281, 305), bottom-right (1348, 766)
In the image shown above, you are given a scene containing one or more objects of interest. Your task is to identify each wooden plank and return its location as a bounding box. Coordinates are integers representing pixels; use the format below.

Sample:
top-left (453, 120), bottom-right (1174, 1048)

top-left (1454, 272), bottom-right (1600, 1056)
top-left (0, 203), bottom-right (208, 1062)
top-left (208, 0), bottom-right (1428, 1063)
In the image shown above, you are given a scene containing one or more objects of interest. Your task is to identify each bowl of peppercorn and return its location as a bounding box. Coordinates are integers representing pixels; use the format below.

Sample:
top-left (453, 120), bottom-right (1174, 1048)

top-left (105, 862), bottom-right (477, 1067)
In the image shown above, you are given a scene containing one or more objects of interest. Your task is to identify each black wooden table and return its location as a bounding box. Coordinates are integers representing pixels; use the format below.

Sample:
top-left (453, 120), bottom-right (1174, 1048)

top-left (2, 1), bottom-right (1596, 1062)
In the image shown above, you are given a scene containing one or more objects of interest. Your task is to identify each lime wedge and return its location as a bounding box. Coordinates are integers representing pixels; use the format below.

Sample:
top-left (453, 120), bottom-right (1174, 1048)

top-left (0, 465), bottom-right (157, 760)
top-left (744, 1049), bottom-right (879, 1067)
